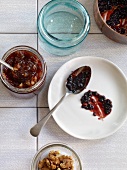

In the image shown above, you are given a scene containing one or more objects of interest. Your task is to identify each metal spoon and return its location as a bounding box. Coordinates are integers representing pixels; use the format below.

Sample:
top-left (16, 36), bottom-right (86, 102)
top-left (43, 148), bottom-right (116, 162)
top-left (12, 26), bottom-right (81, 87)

top-left (0, 59), bottom-right (14, 71)
top-left (30, 66), bottom-right (91, 137)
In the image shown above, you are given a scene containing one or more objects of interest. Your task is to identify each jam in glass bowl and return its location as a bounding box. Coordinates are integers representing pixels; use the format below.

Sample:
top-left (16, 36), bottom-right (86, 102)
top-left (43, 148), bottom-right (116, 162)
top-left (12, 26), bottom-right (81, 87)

top-left (0, 46), bottom-right (47, 98)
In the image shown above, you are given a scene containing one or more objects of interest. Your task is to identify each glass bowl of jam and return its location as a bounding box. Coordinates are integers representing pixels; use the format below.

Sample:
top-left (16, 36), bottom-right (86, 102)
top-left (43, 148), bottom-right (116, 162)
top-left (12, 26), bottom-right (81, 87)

top-left (93, 0), bottom-right (127, 44)
top-left (38, 0), bottom-right (90, 56)
top-left (0, 46), bottom-right (47, 98)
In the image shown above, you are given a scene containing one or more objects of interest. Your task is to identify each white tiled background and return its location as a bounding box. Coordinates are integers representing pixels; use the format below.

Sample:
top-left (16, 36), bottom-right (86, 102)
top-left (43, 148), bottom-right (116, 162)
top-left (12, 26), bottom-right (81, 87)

top-left (0, 0), bottom-right (127, 170)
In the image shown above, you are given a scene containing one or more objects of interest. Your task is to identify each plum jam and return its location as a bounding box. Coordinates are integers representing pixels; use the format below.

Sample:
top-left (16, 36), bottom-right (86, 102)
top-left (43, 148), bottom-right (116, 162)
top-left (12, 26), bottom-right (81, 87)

top-left (98, 0), bottom-right (127, 35)
top-left (81, 90), bottom-right (113, 120)
top-left (3, 50), bottom-right (42, 88)
top-left (1, 46), bottom-right (47, 98)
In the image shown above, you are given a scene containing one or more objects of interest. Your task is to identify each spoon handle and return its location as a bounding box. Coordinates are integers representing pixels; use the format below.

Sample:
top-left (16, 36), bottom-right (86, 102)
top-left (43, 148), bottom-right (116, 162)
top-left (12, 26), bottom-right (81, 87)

top-left (30, 93), bottom-right (69, 137)
top-left (0, 59), bottom-right (13, 71)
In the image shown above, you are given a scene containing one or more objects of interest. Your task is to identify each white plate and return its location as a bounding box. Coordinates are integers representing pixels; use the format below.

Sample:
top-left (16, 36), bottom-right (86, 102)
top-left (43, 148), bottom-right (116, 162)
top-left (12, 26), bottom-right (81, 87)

top-left (48, 56), bottom-right (127, 139)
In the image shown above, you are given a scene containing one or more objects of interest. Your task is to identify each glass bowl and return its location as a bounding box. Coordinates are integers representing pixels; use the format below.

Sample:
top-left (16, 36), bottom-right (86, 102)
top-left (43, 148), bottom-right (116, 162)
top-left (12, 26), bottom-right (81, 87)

top-left (0, 46), bottom-right (47, 98)
top-left (31, 143), bottom-right (82, 170)
top-left (38, 0), bottom-right (90, 56)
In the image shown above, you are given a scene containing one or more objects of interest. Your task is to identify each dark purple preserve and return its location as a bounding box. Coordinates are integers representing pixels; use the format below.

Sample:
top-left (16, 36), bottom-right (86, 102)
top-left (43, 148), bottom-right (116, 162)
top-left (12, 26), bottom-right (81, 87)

top-left (81, 90), bottom-right (113, 120)
top-left (66, 66), bottom-right (91, 93)
top-left (98, 0), bottom-right (127, 35)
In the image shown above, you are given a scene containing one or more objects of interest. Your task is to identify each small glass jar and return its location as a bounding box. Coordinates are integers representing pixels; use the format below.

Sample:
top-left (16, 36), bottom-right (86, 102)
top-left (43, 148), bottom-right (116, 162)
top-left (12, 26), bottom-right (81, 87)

top-left (31, 142), bottom-right (82, 170)
top-left (0, 46), bottom-right (47, 98)
top-left (38, 0), bottom-right (90, 56)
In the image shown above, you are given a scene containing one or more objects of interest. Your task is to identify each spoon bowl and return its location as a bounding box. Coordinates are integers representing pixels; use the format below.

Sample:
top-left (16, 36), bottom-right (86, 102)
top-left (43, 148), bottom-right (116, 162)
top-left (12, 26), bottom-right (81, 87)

top-left (30, 66), bottom-right (91, 137)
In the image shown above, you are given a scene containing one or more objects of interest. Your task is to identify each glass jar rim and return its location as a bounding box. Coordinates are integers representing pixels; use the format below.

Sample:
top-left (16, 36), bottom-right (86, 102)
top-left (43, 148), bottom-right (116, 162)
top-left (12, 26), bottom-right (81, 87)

top-left (31, 142), bottom-right (82, 170)
top-left (0, 45), bottom-right (47, 94)
top-left (38, 0), bottom-right (90, 48)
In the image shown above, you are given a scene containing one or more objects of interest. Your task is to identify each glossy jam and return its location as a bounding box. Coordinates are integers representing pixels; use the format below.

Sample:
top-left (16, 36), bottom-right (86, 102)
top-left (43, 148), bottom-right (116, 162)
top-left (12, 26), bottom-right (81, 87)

top-left (98, 0), bottom-right (127, 35)
top-left (66, 66), bottom-right (91, 93)
top-left (3, 50), bottom-right (43, 88)
top-left (81, 90), bottom-right (113, 120)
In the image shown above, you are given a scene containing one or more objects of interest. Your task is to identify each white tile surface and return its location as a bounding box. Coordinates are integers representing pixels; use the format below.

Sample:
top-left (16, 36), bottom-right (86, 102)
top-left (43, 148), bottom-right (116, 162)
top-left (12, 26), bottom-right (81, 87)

top-left (0, 34), bottom-right (37, 107)
top-left (0, 0), bottom-right (37, 33)
top-left (0, 108), bottom-right (36, 170)
top-left (0, 34), bottom-right (37, 57)
top-left (38, 108), bottom-right (127, 170)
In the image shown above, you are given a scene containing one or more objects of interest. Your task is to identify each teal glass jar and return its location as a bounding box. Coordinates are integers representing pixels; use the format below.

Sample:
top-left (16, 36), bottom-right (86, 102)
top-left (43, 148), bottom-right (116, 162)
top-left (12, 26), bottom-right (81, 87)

top-left (38, 0), bottom-right (90, 56)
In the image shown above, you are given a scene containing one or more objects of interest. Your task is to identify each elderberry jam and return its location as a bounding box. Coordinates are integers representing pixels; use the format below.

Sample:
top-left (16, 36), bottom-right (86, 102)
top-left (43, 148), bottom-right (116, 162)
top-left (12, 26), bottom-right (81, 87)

top-left (98, 0), bottom-right (127, 35)
top-left (81, 90), bottom-right (113, 120)
top-left (0, 46), bottom-right (47, 98)
top-left (66, 66), bottom-right (91, 93)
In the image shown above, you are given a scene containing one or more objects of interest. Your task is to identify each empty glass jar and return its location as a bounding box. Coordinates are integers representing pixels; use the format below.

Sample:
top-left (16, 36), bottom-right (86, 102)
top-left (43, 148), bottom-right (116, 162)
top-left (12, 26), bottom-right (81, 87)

top-left (38, 0), bottom-right (90, 56)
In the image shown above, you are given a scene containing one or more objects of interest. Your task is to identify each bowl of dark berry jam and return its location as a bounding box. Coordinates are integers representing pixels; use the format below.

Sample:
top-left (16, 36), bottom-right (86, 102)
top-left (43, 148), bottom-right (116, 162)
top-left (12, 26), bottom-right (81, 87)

top-left (0, 46), bottom-right (47, 98)
top-left (94, 0), bottom-right (127, 44)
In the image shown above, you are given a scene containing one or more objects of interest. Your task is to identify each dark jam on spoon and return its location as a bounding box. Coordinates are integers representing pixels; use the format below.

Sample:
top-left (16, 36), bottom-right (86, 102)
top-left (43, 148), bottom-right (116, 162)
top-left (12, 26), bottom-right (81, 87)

top-left (3, 50), bottom-right (43, 88)
top-left (81, 90), bottom-right (113, 120)
top-left (66, 66), bottom-right (91, 93)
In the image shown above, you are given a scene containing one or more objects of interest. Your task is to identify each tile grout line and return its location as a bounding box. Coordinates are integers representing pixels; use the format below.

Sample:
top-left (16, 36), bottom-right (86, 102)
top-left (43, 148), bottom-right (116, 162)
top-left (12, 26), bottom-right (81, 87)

top-left (0, 32), bottom-right (102, 35)
top-left (36, 97), bottom-right (39, 151)
top-left (0, 33), bottom-right (37, 34)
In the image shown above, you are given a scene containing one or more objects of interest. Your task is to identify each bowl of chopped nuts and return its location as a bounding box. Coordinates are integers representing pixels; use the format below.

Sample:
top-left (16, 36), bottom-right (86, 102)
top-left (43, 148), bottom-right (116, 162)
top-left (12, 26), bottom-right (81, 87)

top-left (0, 46), bottom-right (47, 98)
top-left (93, 0), bottom-right (127, 44)
top-left (31, 143), bottom-right (82, 170)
